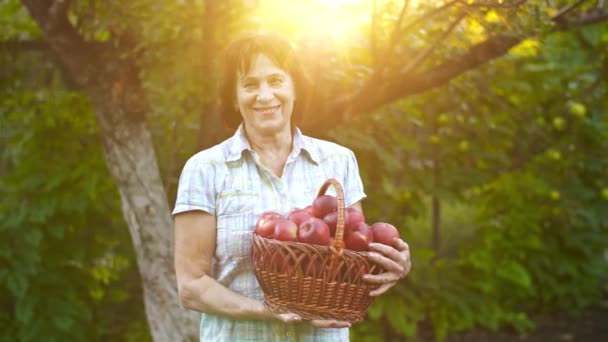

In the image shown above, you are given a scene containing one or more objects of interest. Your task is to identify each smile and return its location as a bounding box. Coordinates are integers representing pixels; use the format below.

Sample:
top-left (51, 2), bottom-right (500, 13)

top-left (253, 105), bottom-right (280, 115)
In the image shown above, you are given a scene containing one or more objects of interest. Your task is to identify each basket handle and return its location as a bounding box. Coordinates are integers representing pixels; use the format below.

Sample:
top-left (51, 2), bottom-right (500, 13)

top-left (316, 179), bottom-right (345, 260)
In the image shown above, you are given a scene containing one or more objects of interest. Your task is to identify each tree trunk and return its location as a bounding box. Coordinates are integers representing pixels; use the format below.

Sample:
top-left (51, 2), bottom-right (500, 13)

top-left (92, 108), bottom-right (199, 341)
top-left (20, 2), bottom-right (199, 339)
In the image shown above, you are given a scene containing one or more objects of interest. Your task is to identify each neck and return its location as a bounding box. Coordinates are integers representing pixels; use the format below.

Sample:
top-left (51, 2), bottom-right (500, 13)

top-left (244, 125), bottom-right (293, 156)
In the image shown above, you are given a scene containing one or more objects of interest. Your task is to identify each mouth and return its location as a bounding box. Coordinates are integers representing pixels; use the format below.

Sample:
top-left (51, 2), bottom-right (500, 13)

top-left (253, 105), bottom-right (280, 115)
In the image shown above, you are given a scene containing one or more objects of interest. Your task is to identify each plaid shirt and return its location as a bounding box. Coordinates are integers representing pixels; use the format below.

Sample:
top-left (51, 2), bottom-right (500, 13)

top-left (173, 125), bottom-right (366, 341)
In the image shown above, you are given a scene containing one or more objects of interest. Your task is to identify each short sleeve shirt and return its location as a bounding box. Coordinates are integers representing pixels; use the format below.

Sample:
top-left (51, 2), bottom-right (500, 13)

top-left (173, 125), bottom-right (367, 342)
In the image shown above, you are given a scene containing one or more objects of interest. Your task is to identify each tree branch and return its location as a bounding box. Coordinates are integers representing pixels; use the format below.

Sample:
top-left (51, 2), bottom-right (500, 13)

top-left (47, 0), bottom-right (71, 32)
top-left (0, 39), bottom-right (49, 51)
top-left (345, 12), bottom-right (469, 119)
top-left (390, 33), bottom-right (520, 98)
top-left (20, 0), bottom-right (147, 122)
top-left (365, 0), bottom-right (410, 102)
top-left (0, 38), bottom-right (106, 52)
top-left (398, 0), bottom-right (461, 39)
top-left (346, 33), bottom-right (521, 117)
top-left (317, 1), bottom-right (608, 132)
top-left (350, 1), bottom-right (461, 117)
top-left (550, 0), bottom-right (588, 21)
top-left (21, 0), bottom-right (104, 87)
top-left (457, 0), bottom-right (528, 8)
top-left (400, 12), bottom-right (467, 76)
top-left (554, 8), bottom-right (608, 29)
top-left (303, 31), bottom-right (522, 134)
top-left (378, 0), bottom-right (410, 71)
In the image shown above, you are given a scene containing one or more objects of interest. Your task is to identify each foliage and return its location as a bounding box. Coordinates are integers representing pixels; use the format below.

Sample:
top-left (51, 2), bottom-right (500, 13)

top-left (3, 0), bottom-right (608, 341)
top-left (0, 46), bottom-right (150, 342)
top-left (330, 21), bottom-right (608, 341)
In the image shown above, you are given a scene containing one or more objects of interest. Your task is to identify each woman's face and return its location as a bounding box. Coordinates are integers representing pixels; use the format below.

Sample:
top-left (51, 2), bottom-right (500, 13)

top-left (236, 54), bottom-right (295, 136)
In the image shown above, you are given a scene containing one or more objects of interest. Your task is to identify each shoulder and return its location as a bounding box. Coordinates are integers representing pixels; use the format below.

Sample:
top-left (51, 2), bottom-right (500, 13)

top-left (182, 139), bottom-right (231, 170)
top-left (300, 134), bottom-right (355, 163)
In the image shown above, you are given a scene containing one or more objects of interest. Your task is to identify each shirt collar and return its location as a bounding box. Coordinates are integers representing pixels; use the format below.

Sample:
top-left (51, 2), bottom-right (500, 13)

top-left (226, 124), bottom-right (252, 162)
top-left (226, 124), bottom-right (321, 164)
top-left (292, 127), bottom-right (320, 164)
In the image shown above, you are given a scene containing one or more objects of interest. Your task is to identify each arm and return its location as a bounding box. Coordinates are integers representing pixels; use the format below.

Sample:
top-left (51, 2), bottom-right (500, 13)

top-left (174, 210), bottom-right (299, 322)
top-left (175, 210), bottom-right (265, 319)
top-left (175, 210), bottom-right (351, 328)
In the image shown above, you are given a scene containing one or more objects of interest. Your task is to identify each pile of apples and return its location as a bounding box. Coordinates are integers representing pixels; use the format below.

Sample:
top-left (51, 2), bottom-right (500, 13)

top-left (255, 194), bottom-right (400, 251)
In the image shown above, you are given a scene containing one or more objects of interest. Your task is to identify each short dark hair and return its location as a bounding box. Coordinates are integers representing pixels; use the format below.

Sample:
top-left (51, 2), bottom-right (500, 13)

top-left (219, 31), bottom-right (310, 130)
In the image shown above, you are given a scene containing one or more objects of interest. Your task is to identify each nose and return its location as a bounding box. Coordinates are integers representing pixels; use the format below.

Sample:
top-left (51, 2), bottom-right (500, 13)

top-left (256, 83), bottom-right (274, 103)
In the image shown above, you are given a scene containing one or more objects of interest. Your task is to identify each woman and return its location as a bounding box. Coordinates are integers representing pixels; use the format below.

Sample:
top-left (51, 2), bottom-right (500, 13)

top-left (173, 32), bottom-right (411, 341)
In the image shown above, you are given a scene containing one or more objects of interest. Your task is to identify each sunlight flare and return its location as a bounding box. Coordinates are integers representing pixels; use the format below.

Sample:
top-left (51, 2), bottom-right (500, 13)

top-left (251, 0), bottom-right (370, 44)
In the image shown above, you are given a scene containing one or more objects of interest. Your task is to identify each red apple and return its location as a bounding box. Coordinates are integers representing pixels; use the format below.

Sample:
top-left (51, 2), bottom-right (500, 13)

top-left (370, 222), bottom-right (400, 246)
top-left (344, 222), bottom-right (373, 251)
top-left (273, 219), bottom-right (298, 241)
top-left (287, 209), bottom-right (313, 227)
top-left (312, 195), bottom-right (337, 218)
top-left (304, 205), bottom-right (314, 216)
top-left (322, 211), bottom-right (339, 236)
top-left (255, 211), bottom-right (283, 237)
top-left (345, 207), bottom-right (365, 228)
top-left (324, 208), bottom-right (366, 236)
top-left (298, 218), bottom-right (331, 246)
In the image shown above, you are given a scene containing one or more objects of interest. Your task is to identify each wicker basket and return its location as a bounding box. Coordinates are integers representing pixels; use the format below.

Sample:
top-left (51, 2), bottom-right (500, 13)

top-left (251, 179), bottom-right (384, 322)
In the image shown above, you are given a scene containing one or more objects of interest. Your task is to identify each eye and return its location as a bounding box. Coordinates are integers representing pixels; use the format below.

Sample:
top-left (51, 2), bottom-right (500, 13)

top-left (269, 77), bottom-right (283, 86)
top-left (242, 82), bottom-right (257, 90)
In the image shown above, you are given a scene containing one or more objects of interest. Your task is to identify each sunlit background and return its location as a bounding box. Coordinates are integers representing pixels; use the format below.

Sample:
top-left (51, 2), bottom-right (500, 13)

top-left (3, 1), bottom-right (608, 341)
top-left (251, 0), bottom-right (370, 45)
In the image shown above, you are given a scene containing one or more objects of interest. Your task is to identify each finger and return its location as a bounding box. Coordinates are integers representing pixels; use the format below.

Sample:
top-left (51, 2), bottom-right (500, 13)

top-left (369, 281), bottom-right (396, 297)
top-left (367, 251), bottom-right (407, 276)
top-left (275, 312), bottom-right (302, 324)
top-left (394, 239), bottom-right (412, 275)
top-left (362, 272), bottom-right (400, 285)
top-left (368, 243), bottom-right (407, 266)
top-left (393, 238), bottom-right (409, 252)
top-left (310, 319), bottom-right (351, 328)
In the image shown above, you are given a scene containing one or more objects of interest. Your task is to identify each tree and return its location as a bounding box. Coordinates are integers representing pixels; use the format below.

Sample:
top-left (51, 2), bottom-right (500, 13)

top-left (13, 0), bottom-right (608, 340)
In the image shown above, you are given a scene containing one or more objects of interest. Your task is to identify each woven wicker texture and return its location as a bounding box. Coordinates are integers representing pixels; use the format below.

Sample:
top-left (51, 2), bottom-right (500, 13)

top-left (251, 179), bottom-right (385, 322)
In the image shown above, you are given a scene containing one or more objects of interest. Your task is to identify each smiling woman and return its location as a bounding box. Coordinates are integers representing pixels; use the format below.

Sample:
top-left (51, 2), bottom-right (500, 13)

top-left (173, 30), bottom-right (411, 342)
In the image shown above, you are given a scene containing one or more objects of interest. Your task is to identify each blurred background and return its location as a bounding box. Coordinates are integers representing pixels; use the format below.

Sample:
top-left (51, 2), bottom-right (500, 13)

top-left (1, 0), bottom-right (607, 341)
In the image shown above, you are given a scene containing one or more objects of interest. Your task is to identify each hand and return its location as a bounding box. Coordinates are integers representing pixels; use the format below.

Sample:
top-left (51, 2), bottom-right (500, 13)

top-left (309, 319), bottom-right (351, 328)
top-left (272, 313), bottom-right (351, 328)
top-left (260, 302), bottom-right (351, 328)
top-left (273, 312), bottom-right (303, 324)
top-left (363, 238), bottom-right (411, 296)
top-left (272, 312), bottom-right (351, 328)
top-left (254, 300), bottom-right (300, 324)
